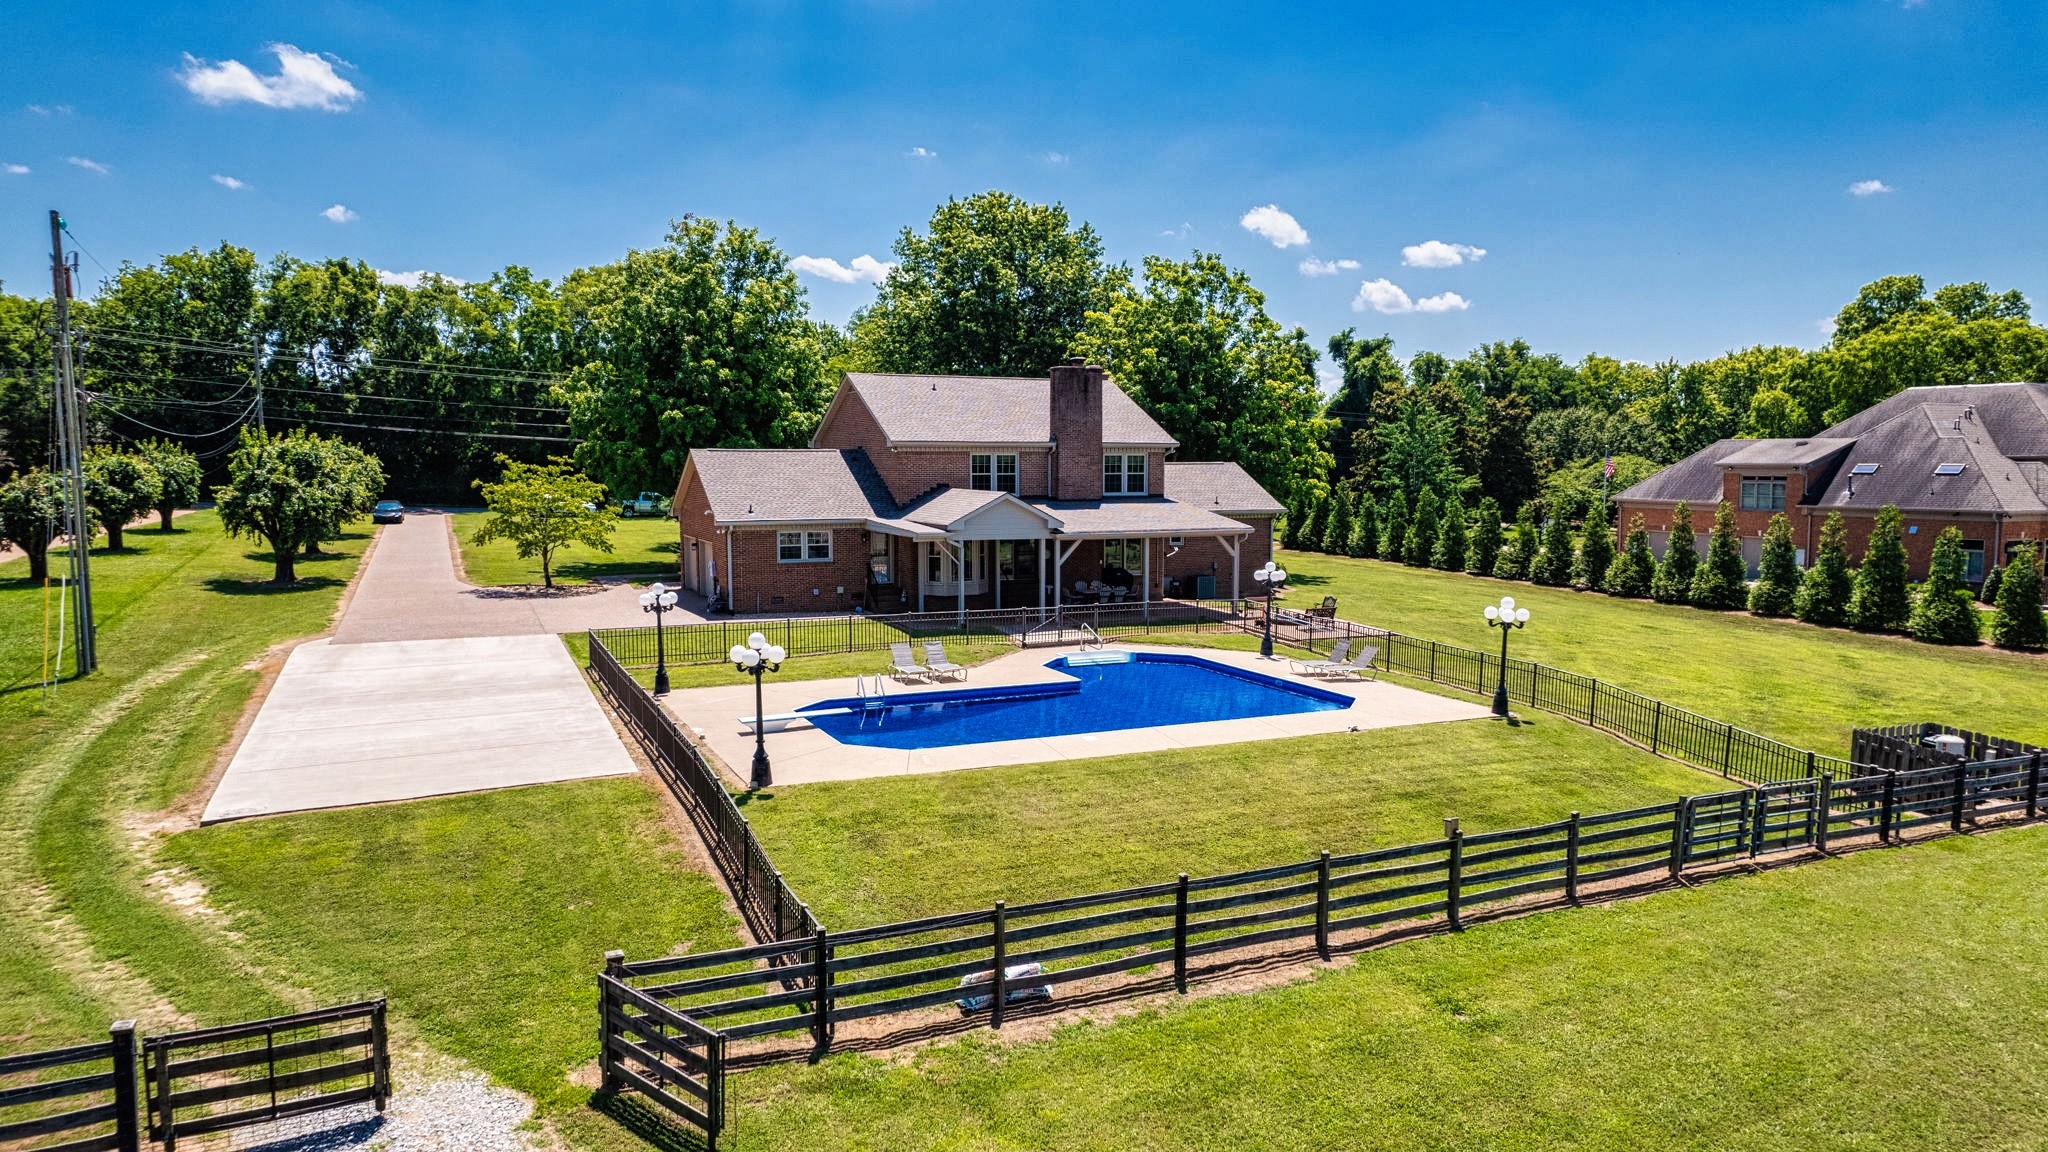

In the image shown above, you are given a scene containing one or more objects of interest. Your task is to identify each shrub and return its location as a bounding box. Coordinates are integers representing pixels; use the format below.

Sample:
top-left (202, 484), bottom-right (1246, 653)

top-left (1747, 514), bottom-right (1799, 617)
top-left (1467, 497), bottom-right (1502, 575)
top-left (1605, 514), bottom-right (1655, 598)
top-left (1978, 563), bottom-right (2002, 606)
top-left (1298, 494), bottom-right (1330, 554)
top-left (1432, 492), bottom-right (1468, 572)
top-left (1573, 517), bottom-right (1615, 591)
top-left (1908, 526), bottom-right (1983, 644)
top-left (1794, 512), bottom-right (1853, 625)
top-left (82, 447), bottom-right (163, 550)
top-left (1493, 505), bottom-right (1537, 581)
top-left (1280, 495), bottom-right (1306, 550)
top-left (1651, 501), bottom-right (1697, 604)
top-left (1351, 493), bottom-right (1378, 559)
top-left (1847, 505), bottom-right (1911, 632)
top-left (136, 438), bottom-right (204, 531)
top-left (1991, 542), bottom-right (2046, 650)
top-left (1380, 490), bottom-right (1409, 561)
top-left (0, 468), bottom-right (93, 582)
top-left (1689, 501), bottom-right (1748, 609)
top-left (1530, 512), bottom-right (1573, 586)
top-left (1406, 489), bottom-right (1439, 567)
top-left (1321, 488), bottom-right (1354, 555)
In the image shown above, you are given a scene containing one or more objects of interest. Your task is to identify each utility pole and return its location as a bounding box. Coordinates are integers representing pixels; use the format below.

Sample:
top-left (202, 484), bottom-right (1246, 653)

top-left (49, 209), bottom-right (95, 674)
top-left (252, 334), bottom-right (265, 430)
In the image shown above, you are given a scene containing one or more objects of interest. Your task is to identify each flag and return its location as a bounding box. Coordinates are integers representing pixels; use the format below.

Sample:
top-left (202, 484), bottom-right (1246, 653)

top-left (1603, 455), bottom-right (1615, 479)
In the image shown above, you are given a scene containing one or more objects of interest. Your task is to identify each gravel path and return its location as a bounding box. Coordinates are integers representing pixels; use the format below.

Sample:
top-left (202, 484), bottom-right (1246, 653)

top-left (225, 1073), bottom-right (535, 1152)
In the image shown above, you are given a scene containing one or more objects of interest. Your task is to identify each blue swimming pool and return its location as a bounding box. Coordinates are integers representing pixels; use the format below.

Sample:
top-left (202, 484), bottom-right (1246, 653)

top-left (800, 652), bottom-right (1352, 750)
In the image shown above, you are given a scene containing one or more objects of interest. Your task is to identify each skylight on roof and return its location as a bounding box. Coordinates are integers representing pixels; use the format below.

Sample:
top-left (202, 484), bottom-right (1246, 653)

top-left (1850, 463), bottom-right (1880, 476)
top-left (1933, 463), bottom-right (1966, 477)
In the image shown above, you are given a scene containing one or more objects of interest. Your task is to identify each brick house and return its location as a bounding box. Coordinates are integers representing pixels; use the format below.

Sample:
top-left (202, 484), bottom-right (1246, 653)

top-left (672, 359), bottom-right (1283, 616)
top-left (1613, 382), bottom-right (2048, 582)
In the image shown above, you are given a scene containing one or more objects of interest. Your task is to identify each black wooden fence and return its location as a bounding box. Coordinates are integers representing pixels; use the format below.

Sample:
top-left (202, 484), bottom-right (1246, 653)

top-left (600, 751), bottom-right (2044, 1145)
top-left (0, 1002), bottom-right (388, 1152)
top-left (1850, 722), bottom-right (2044, 777)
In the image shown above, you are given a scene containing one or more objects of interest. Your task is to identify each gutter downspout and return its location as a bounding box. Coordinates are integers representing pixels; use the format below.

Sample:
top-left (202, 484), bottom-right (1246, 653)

top-left (725, 530), bottom-right (735, 614)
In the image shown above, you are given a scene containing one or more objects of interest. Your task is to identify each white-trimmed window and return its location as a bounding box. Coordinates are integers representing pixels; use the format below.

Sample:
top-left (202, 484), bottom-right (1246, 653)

top-left (777, 530), bottom-right (832, 563)
top-left (1103, 454), bottom-right (1148, 495)
top-left (970, 453), bottom-right (1020, 494)
top-left (1738, 476), bottom-right (1786, 512)
top-left (923, 541), bottom-right (986, 591)
top-left (1102, 538), bottom-right (1147, 570)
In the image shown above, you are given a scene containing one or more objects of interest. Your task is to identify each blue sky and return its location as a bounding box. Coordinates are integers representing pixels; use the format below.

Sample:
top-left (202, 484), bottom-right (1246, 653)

top-left (2, 1), bottom-right (2043, 371)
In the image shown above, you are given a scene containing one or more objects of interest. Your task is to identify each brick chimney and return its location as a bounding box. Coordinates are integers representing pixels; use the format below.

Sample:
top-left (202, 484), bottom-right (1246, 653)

top-left (1049, 357), bottom-right (1105, 500)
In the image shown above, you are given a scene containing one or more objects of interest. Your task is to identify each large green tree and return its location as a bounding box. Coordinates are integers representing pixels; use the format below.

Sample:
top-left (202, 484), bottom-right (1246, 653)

top-left (0, 469), bottom-right (88, 582)
top-left (214, 428), bottom-right (383, 582)
top-left (1324, 331), bottom-right (1405, 482)
top-left (1847, 505), bottom-right (1912, 632)
top-left (560, 217), bottom-right (832, 497)
top-left (470, 458), bottom-right (618, 589)
top-left (1074, 253), bottom-right (1333, 507)
top-left (848, 191), bottom-right (1123, 377)
top-left (81, 448), bottom-right (162, 550)
top-left (1794, 512), bottom-right (1853, 626)
top-left (1431, 492), bottom-right (1468, 572)
top-left (1651, 502), bottom-right (1697, 604)
top-left (1990, 543), bottom-right (2045, 651)
top-left (1689, 501), bottom-right (1748, 609)
top-left (1605, 515), bottom-right (1655, 598)
top-left (136, 438), bottom-right (203, 529)
top-left (0, 292), bottom-right (51, 477)
top-left (1907, 526), bottom-right (1982, 645)
top-left (1747, 514), bottom-right (1799, 617)
top-left (1467, 497), bottom-right (1502, 576)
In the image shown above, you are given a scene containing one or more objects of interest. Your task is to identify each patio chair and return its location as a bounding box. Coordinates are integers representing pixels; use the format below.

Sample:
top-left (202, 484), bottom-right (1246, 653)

top-left (923, 641), bottom-right (967, 681)
top-left (1289, 637), bottom-right (1352, 677)
top-left (1306, 596), bottom-right (1338, 621)
top-left (888, 642), bottom-right (931, 682)
top-left (1323, 644), bottom-right (1380, 681)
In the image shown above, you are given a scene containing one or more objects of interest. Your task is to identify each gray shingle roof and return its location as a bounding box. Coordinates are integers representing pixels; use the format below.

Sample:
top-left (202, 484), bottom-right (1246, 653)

top-left (838, 372), bottom-right (1177, 447)
top-left (1162, 462), bottom-right (1285, 515)
top-left (1809, 402), bottom-right (2048, 514)
top-left (1717, 438), bottom-right (1856, 467)
top-left (686, 448), bottom-right (899, 524)
top-left (1613, 440), bottom-right (1744, 505)
top-left (1028, 499), bottom-right (1254, 536)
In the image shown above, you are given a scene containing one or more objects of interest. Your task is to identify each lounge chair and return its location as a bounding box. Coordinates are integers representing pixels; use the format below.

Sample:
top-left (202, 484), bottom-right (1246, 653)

top-left (923, 641), bottom-right (967, 681)
top-left (888, 642), bottom-right (931, 682)
top-left (1321, 644), bottom-right (1379, 681)
top-left (1289, 637), bottom-right (1352, 677)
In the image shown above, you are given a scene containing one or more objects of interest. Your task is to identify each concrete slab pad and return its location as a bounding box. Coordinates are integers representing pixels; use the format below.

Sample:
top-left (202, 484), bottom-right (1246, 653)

top-left (204, 634), bottom-right (637, 822)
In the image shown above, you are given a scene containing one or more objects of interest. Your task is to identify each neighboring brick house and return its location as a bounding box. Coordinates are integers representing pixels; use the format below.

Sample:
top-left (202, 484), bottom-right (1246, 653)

top-left (672, 359), bottom-right (1283, 615)
top-left (1613, 382), bottom-right (2048, 582)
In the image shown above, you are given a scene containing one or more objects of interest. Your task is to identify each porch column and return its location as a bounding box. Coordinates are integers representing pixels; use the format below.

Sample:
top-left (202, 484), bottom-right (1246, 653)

top-left (994, 540), bottom-right (1002, 611)
top-left (1141, 537), bottom-right (1151, 623)
top-left (917, 540), bottom-right (926, 612)
top-left (1037, 538), bottom-right (1048, 620)
top-left (955, 539), bottom-right (966, 625)
top-left (1216, 534), bottom-right (1240, 609)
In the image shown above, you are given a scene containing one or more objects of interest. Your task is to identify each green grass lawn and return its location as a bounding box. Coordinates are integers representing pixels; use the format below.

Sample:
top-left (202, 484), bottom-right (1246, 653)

top-left (743, 715), bottom-right (1712, 929)
top-left (723, 824), bottom-right (2048, 1152)
top-left (1276, 549), bottom-right (2047, 754)
top-left (451, 511), bottom-right (681, 587)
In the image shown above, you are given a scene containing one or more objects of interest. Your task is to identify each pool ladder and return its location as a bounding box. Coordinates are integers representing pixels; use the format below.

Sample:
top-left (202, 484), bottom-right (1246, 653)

top-left (854, 674), bottom-right (888, 728)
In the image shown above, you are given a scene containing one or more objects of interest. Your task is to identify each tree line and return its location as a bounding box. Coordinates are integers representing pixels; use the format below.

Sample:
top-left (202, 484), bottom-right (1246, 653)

top-left (3, 192), bottom-right (2043, 517)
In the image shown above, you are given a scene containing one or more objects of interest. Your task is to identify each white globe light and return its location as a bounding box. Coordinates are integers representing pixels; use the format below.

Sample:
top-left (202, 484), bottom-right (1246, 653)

top-left (747, 631), bottom-right (769, 650)
top-left (1272, 568), bottom-right (1286, 581)
top-left (1515, 607), bottom-right (1531, 623)
top-left (639, 592), bottom-right (654, 607)
top-left (1500, 596), bottom-right (1515, 612)
top-left (649, 581), bottom-right (667, 596)
top-left (764, 644), bottom-right (787, 664)
top-left (659, 592), bottom-right (677, 608)
top-left (728, 644), bottom-right (749, 664)
top-left (1484, 605), bottom-right (1499, 620)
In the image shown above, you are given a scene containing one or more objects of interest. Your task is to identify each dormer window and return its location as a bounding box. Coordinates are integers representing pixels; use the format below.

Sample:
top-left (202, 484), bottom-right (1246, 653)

top-left (1738, 476), bottom-right (1786, 511)
top-left (970, 453), bottom-right (1019, 493)
top-left (1103, 454), bottom-right (1148, 495)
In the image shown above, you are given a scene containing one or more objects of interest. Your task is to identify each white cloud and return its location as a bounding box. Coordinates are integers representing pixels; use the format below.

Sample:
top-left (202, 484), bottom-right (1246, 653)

top-left (1351, 278), bottom-right (1470, 314)
top-left (1848, 179), bottom-right (1893, 197)
top-left (320, 203), bottom-right (357, 224)
top-left (1240, 204), bottom-right (1308, 248)
top-left (1816, 317), bottom-right (1839, 335)
top-left (1041, 151), bottom-right (1069, 165)
top-left (26, 104), bottom-right (73, 115)
top-left (178, 44), bottom-right (362, 111)
top-left (211, 173), bottom-right (246, 189)
top-left (1299, 256), bottom-right (1360, 277)
top-left (1400, 240), bottom-right (1487, 268)
top-left (66, 156), bottom-right (109, 175)
top-left (3, 164), bottom-right (27, 175)
top-left (905, 146), bottom-right (938, 159)
top-left (790, 254), bottom-right (894, 285)
top-left (375, 269), bottom-right (466, 289)
top-left (1159, 222), bottom-right (1192, 239)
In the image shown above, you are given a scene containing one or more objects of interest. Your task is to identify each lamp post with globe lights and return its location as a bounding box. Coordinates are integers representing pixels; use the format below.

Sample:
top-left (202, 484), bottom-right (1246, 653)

top-left (730, 632), bottom-right (786, 790)
top-left (1252, 560), bottom-right (1288, 659)
top-left (1482, 595), bottom-right (1530, 718)
top-left (639, 582), bottom-right (679, 696)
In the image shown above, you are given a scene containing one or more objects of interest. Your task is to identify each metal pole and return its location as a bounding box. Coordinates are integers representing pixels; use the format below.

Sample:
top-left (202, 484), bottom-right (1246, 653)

top-left (749, 664), bottom-right (772, 790)
top-left (652, 602), bottom-right (670, 696)
top-left (49, 211), bottom-right (94, 675)
top-left (1260, 579), bottom-right (1275, 658)
top-left (1491, 622), bottom-right (1511, 717)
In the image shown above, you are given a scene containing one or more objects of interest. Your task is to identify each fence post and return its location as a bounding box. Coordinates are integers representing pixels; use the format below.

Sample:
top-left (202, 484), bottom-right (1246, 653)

top-left (2027, 751), bottom-right (2042, 820)
top-left (600, 951), bottom-right (624, 1094)
top-left (773, 871), bottom-right (786, 940)
top-left (708, 1032), bottom-right (727, 1145)
top-left (1588, 679), bottom-right (1599, 726)
top-left (1722, 725), bottom-right (1735, 778)
top-left (1750, 788), bottom-right (1767, 858)
top-left (154, 1032), bottom-right (174, 1152)
top-left (1950, 759), bottom-right (1968, 832)
top-left (1669, 798), bottom-right (1690, 878)
top-left (1651, 701), bottom-right (1663, 756)
top-left (1563, 812), bottom-right (1582, 903)
top-left (1815, 774), bottom-right (1833, 853)
top-left (1443, 818), bottom-right (1463, 930)
top-left (1428, 640), bottom-right (1437, 682)
top-left (109, 1020), bottom-right (140, 1152)
top-left (810, 927), bottom-right (832, 1051)
top-left (1173, 873), bottom-right (1189, 993)
top-left (989, 902), bottom-right (1008, 1030)
top-left (1880, 769), bottom-right (1898, 843)
top-left (369, 999), bottom-right (391, 1111)
top-left (1314, 850), bottom-right (1331, 960)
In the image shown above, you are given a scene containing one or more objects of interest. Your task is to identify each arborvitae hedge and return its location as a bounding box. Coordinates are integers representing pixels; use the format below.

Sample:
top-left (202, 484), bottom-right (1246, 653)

top-left (1493, 505), bottom-right (1537, 581)
top-left (1299, 494), bottom-right (1330, 555)
top-left (1690, 501), bottom-right (1749, 609)
top-left (1747, 513), bottom-right (1799, 617)
top-left (1352, 493), bottom-right (1379, 559)
top-left (1280, 495), bottom-right (1305, 550)
top-left (1381, 490), bottom-right (1409, 562)
top-left (1407, 489), bottom-right (1440, 567)
top-left (1991, 543), bottom-right (2046, 650)
top-left (1794, 512), bottom-right (1852, 625)
top-left (1468, 497), bottom-right (1502, 575)
top-left (1908, 526), bottom-right (1983, 644)
top-left (1978, 563), bottom-right (2002, 605)
top-left (1573, 517), bottom-right (1615, 591)
top-left (1606, 514), bottom-right (1655, 598)
top-left (1651, 500), bottom-right (1697, 604)
top-left (1432, 492), bottom-right (1468, 571)
top-left (1848, 505), bottom-right (1912, 632)
top-left (1322, 488), bottom-right (1355, 555)
top-left (1530, 511), bottom-right (1573, 586)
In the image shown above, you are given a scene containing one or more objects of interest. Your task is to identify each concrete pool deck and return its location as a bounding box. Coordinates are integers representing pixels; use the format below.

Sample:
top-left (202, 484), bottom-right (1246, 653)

top-left (660, 643), bottom-right (1493, 786)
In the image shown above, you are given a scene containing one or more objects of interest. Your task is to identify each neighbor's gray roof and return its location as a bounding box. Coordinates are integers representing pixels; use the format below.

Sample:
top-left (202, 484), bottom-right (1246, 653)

top-left (685, 448), bottom-right (899, 525)
top-left (1163, 462), bottom-right (1285, 515)
top-left (835, 372), bottom-right (1178, 447)
top-left (1029, 498), bottom-right (1253, 537)
top-left (1825, 382), bottom-right (2048, 459)
top-left (1717, 438), bottom-right (1856, 468)
top-left (1613, 440), bottom-right (1744, 505)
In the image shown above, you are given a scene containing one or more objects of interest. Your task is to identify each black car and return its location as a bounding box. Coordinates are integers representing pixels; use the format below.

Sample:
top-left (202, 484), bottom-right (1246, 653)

top-left (371, 500), bottom-right (405, 524)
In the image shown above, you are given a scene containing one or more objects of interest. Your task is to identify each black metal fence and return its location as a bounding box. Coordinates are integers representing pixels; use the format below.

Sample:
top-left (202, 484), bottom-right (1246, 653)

top-left (0, 1002), bottom-right (388, 1152)
top-left (603, 752), bottom-right (2045, 1145)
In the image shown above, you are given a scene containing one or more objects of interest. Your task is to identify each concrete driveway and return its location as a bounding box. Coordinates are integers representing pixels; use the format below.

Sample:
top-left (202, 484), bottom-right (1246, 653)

top-left (202, 634), bottom-right (637, 822)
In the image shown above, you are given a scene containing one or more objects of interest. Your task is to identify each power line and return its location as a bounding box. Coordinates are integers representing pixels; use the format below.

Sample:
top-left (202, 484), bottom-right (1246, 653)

top-left (282, 415), bottom-right (578, 444)
top-left (84, 394), bottom-right (258, 439)
top-left (75, 324), bottom-right (572, 390)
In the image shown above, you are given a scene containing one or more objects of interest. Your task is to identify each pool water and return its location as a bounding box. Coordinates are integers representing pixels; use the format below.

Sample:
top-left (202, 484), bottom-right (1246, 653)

top-left (800, 652), bottom-right (1351, 751)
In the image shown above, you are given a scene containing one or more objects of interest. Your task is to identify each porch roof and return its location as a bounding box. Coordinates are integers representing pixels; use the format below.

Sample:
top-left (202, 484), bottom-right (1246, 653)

top-left (1029, 498), bottom-right (1253, 538)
